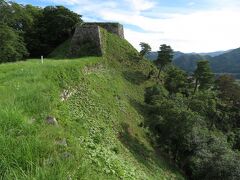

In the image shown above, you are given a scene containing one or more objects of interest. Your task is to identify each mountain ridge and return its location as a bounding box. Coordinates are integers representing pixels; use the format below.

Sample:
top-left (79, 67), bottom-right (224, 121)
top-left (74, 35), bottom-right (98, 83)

top-left (146, 48), bottom-right (240, 78)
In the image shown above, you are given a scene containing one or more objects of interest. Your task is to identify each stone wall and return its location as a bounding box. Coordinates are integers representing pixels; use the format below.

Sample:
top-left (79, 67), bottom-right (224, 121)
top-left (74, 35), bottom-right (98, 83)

top-left (84, 22), bottom-right (124, 39)
top-left (69, 24), bottom-right (103, 57)
top-left (69, 22), bottom-right (124, 57)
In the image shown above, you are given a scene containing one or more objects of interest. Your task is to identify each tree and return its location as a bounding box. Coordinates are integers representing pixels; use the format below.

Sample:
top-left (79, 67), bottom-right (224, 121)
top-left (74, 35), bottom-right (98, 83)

top-left (0, 1), bottom-right (35, 32)
top-left (0, 24), bottom-right (28, 63)
top-left (22, 5), bottom-right (42, 57)
top-left (0, 2), bottom-right (83, 59)
top-left (188, 91), bottom-right (219, 128)
top-left (193, 61), bottom-right (214, 94)
top-left (144, 84), bottom-right (168, 104)
top-left (31, 6), bottom-right (82, 57)
top-left (0, 0), bottom-right (10, 24)
top-left (139, 42), bottom-right (151, 57)
top-left (216, 75), bottom-right (240, 105)
top-left (164, 66), bottom-right (188, 94)
top-left (190, 133), bottom-right (240, 180)
top-left (0, 1), bottom-right (40, 61)
top-left (155, 44), bottom-right (174, 78)
top-left (215, 75), bottom-right (240, 131)
top-left (144, 74), bottom-right (240, 179)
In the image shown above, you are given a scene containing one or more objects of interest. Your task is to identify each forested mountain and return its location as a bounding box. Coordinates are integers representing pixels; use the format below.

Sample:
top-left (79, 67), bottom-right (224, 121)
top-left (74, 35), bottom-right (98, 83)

top-left (146, 48), bottom-right (240, 78)
top-left (173, 54), bottom-right (208, 72)
top-left (199, 50), bottom-right (231, 57)
top-left (211, 48), bottom-right (240, 73)
top-left (145, 51), bottom-right (184, 61)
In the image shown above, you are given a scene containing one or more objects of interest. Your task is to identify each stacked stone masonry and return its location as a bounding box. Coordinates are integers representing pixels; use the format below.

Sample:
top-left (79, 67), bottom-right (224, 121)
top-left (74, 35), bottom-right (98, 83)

top-left (69, 22), bottom-right (124, 57)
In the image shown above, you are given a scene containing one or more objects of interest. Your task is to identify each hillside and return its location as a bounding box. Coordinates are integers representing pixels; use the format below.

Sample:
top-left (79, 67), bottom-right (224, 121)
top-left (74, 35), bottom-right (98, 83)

top-left (174, 48), bottom-right (240, 78)
top-left (211, 48), bottom-right (240, 74)
top-left (146, 48), bottom-right (240, 78)
top-left (173, 54), bottom-right (208, 72)
top-left (0, 30), bottom-right (183, 179)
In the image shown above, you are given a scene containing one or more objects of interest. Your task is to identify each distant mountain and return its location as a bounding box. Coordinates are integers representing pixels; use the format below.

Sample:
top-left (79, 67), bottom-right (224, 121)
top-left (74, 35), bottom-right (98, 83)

top-left (211, 48), bottom-right (240, 74)
top-left (146, 48), bottom-right (240, 78)
top-left (145, 52), bottom-right (158, 61)
top-left (173, 54), bottom-right (209, 72)
top-left (145, 51), bottom-right (184, 61)
top-left (198, 50), bottom-right (232, 57)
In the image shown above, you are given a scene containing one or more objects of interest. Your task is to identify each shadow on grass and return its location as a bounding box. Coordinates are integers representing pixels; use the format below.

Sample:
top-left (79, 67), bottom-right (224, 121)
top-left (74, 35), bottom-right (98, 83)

top-left (122, 71), bottom-right (147, 85)
top-left (128, 97), bottom-right (149, 119)
top-left (119, 122), bottom-right (153, 168)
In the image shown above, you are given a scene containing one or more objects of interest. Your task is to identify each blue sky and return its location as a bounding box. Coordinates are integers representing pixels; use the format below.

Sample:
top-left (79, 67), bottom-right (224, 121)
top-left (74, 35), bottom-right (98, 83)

top-left (15, 0), bottom-right (240, 52)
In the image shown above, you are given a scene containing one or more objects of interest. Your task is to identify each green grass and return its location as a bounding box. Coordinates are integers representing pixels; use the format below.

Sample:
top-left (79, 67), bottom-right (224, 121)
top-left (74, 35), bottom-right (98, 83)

top-left (0, 30), bottom-right (184, 179)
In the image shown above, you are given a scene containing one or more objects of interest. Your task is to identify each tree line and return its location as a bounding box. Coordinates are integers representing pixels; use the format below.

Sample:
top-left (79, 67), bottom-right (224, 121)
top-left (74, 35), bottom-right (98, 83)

top-left (140, 42), bottom-right (240, 179)
top-left (0, 0), bottom-right (82, 63)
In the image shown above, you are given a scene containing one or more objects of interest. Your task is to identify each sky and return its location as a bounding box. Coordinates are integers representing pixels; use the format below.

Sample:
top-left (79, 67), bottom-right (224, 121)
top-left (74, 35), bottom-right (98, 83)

top-left (15, 0), bottom-right (240, 53)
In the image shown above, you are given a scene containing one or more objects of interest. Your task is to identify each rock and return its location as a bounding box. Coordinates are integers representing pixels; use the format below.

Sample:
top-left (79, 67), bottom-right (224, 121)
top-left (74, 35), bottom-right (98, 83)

top-left (56, 138), bottom-right (68, 147)
top-left (28, 117), bottom-right (36, 124)
top-left (62, 152), bottom-right (72, 159)
top-left (45, 116), bottom-right (58, 126)
top-left (60, 89), bottom-right (76, 101)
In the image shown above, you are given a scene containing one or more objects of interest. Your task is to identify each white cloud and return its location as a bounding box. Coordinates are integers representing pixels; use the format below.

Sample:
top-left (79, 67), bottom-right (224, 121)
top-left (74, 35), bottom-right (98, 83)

top-left (209, 0), bottom-right (240, 8)
top-left (99, 8), bottom-right (240, 52)
top-left (125, 0), bottom-right (155, 11)
top-left (39, 0), bottom-right (240, 52)
top-left (187, 2), bottom-right (196, 6)
top-left (42, 0), bottom-right (79, 5)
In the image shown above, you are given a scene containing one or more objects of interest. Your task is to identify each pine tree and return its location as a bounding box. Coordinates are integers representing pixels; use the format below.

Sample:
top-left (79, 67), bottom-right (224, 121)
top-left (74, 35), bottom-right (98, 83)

top-left (155, 44), bottom-right (174, 78)
top-left (193, 60), bottom-right (214, 94)
top-left (139, 42), bottom-right (151, 57)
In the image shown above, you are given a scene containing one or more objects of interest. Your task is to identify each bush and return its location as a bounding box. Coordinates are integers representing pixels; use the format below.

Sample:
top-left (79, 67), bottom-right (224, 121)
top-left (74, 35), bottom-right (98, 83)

top-left (144, 84), bottom-right (168, 104)
top-left (190, 133), bottom-right (240, 180)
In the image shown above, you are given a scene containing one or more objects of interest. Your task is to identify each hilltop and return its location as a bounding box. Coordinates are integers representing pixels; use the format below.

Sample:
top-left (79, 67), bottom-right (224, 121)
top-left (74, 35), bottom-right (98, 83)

top-left (0, 28), bottom-right (183, 179)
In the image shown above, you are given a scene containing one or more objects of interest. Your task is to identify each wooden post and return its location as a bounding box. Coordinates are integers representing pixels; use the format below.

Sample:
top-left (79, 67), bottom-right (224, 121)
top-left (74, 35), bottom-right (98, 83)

top-left (41, 56), bottom-right (44, 64)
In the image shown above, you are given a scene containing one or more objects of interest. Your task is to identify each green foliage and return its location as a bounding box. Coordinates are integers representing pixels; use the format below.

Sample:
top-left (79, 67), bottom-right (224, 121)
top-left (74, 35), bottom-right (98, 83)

top-left (216, 75), bottom-right (240, 105)
top-left (194, 61), bottom-right (214, 92)
top-left (190, 133), bottom-right (240, 180)
top-left (30, 6), bottom-right (82, 57)
top-left (139, 42), bottom-right (151, 57)
top-left (188, 91), bottom-right (219, 128)
top-left (0, 1), bottom-right (82, 62)
top-left (164, 66), bottom-right (188, 94)
top-left (214, 75), bottom-right (240, 133)
top-left (155, 44), bottom-right (174, 77)
top-left (144, 64), bottom-right (240, 179)
top-left (0, 0), bottom-right (11, 24)
top-left (0, 24), bottom-right (28, 62)
top-left (144, 84), bottom-right (168, 104)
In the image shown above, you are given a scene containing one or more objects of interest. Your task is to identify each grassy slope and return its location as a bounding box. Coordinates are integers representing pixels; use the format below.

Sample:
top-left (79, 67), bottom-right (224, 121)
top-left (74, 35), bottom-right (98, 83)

top-left (0, 30), bottom-right (183, 179)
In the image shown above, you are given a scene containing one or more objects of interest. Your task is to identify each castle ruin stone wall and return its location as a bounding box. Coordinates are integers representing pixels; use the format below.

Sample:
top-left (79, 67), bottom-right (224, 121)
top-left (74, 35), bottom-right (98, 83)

top-left (84, 23), bottom-right (124, 39)
top-left (69, 25), bottom-right (103, 57)
top-left (69, 22), bottom-right (124, 57)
